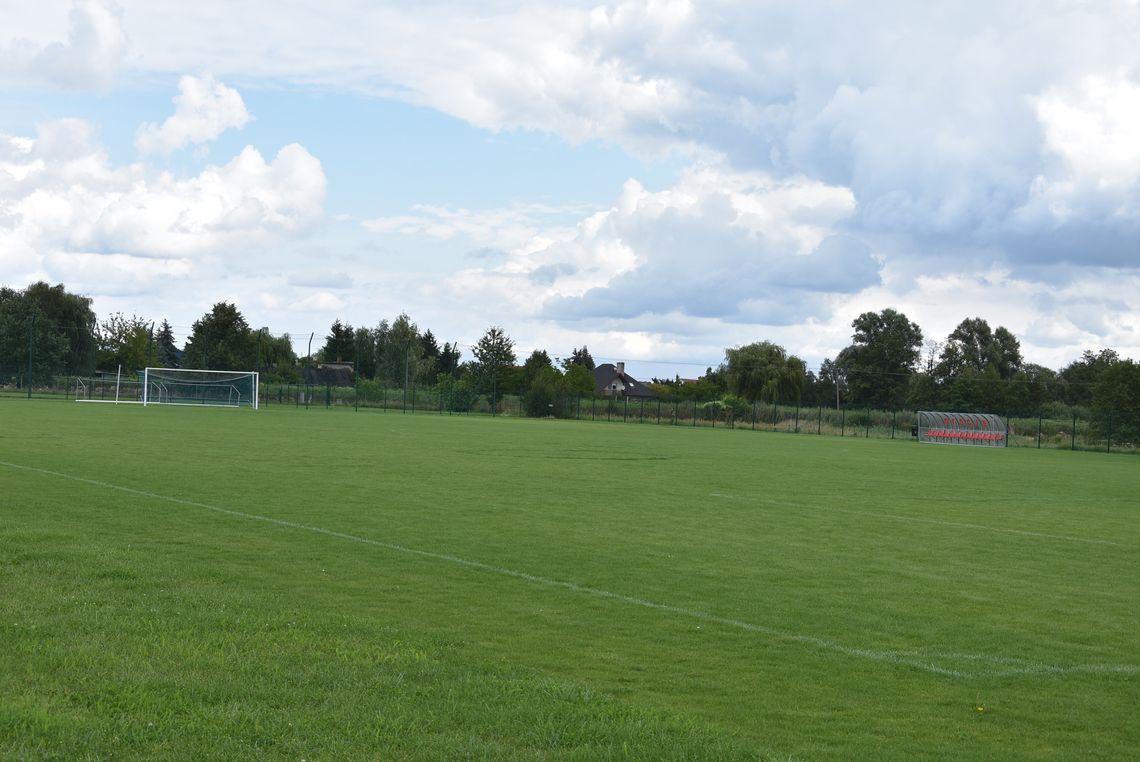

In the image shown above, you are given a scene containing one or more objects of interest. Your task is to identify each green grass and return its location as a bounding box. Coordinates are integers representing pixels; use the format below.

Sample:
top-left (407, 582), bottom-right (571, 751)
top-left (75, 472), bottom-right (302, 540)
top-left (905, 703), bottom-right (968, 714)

top-left (1, 402), bottom-right (1137, 760)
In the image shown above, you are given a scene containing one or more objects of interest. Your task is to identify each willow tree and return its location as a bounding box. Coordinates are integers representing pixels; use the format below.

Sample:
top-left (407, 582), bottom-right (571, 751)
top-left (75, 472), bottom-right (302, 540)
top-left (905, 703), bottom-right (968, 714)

top-left (723, 341), bottom-right (807, 403)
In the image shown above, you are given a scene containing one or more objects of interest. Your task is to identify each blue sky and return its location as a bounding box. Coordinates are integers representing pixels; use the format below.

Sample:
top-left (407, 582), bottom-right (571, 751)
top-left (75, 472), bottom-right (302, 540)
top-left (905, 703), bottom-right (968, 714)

top-left (2, 1), bottom-right (1139, 380)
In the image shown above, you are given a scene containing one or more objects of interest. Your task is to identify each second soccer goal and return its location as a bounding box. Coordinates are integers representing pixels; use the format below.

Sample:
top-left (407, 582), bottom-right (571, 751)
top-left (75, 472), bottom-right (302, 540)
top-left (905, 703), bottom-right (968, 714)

top-left (142, 368), bottom-right (259, 409)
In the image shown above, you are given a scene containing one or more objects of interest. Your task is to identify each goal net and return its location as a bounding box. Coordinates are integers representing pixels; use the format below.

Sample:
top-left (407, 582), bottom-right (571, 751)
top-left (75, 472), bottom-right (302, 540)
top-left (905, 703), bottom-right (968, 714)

top-left (142, 368), bottom-right (259, 409)
top-left (74, 375), bottom-right (144, 404)
top-left (917, 411), bottom-right (1005, 447)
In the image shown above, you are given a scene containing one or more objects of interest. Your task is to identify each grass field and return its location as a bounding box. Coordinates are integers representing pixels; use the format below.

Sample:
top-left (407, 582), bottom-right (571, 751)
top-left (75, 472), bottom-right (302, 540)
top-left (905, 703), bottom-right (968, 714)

top-left (1, 402), bottom-right (1137, 760)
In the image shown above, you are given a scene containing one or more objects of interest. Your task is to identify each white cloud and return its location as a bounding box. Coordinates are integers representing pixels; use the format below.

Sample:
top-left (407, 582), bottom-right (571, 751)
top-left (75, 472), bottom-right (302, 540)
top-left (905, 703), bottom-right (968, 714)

top-left (0, 0), bottom-right (127, 90)
top-left (363, 201), bottom-right (593, 251)
top-left (291, 291), bottom-right (345, 313)
top-left (0, 119), bottom-right (326, 303)
top-left (1016, 74), bottom-right (1140, 228)
top-left (420, 163), bottom-right (872, 329)
top-left (1036, 74), bottom-right (1140, 190)
top-left (136, 74), bottom-right (251, 155)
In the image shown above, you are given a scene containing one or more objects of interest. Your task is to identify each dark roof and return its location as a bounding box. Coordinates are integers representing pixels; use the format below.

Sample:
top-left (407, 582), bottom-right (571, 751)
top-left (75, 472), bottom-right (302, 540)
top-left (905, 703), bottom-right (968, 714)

top-left (592, 363), bottom-right (658, 398)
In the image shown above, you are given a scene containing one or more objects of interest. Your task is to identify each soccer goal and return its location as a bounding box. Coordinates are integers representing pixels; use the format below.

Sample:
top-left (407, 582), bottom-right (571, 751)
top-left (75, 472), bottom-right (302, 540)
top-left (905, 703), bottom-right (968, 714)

top-left (74, 373), bottom-right (144, 404)
top-left (142, 368), bottom-right (259, 409)
top-left (917, 411), bottom-right (1005, 447)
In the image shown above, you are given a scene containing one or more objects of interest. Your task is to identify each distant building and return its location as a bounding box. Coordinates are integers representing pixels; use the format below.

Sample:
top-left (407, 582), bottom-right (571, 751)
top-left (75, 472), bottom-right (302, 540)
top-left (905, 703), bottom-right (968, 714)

top-left (302, 363), bottom-right (354, 387)
top-left (593, 362), bottom-right (658, 399)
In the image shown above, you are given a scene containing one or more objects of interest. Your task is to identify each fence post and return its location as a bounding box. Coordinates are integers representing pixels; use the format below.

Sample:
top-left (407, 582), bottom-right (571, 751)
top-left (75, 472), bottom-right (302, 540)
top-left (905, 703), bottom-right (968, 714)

top-left (818, 405), bottom-right (822, 435)
top-left (26, 313), bottom-right (35, 399)
top-left (866, 407), bottom-right (871, 438)
top-left (1037, 415), bottom-right (1042, 449)
top-left (891, 410), bottom-right (896, 439)
top-left (1107, 411), bottom-right (1113, 454)
top-left (1071, 411), bottom-right (1077, 451)
top-left (795, 404), bottom-right (800, 434)
top-left (841, 407), bottom-right (846, 437)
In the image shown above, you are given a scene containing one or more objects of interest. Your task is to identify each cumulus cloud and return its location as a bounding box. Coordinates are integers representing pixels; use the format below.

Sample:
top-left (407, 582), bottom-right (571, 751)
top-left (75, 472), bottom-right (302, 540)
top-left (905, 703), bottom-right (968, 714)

top-left (0, 0), bottom-right (127, 90)
top-left (0, 119), bottom-right (326, 292)
top-left (63, 2), bottom-right (1138, 267)
top-left (408, 164), bottom-right (876, 328)
top-left (546, 167), bottom-right (875, 324)
top-left (136, 74), bottom-right (251, 155)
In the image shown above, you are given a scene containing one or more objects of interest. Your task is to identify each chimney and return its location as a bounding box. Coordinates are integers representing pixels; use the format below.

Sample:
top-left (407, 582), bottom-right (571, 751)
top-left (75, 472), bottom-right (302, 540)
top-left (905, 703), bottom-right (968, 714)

top-left (616, 361), bottom-right (625, 375)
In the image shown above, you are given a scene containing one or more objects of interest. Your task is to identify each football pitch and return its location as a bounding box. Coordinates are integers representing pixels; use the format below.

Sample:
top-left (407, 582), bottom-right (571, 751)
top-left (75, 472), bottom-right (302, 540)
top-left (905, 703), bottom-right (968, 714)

top-left (1, 402), bottom-right (1137, 760)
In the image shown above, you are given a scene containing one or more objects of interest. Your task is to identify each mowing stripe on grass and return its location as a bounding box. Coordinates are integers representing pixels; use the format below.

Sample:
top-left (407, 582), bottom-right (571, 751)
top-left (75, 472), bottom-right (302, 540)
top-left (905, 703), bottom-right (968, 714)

top-left (709, 492), bottom-right (1134, 549)
top-left (4, 459), bottom-right (1137, 681)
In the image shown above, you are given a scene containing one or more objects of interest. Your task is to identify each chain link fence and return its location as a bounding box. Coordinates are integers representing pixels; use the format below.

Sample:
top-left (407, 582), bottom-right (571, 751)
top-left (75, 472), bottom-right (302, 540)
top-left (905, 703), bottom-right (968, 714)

top-left (6, 371), bottom-right (1136, 455)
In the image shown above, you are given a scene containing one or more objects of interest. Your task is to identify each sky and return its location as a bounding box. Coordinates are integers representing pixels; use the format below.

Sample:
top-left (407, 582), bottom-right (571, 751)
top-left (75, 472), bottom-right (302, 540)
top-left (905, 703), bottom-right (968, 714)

top-left (1, 0), bottom-right (1139, 380)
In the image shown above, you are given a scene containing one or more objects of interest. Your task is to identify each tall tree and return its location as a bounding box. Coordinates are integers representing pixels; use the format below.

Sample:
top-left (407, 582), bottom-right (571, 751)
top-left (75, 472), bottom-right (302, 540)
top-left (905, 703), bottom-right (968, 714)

top-left (438, 341), bottom-right (462, 378)
top-left (471, 326), bottom-right (516, 402)
top-left (182, 302), bottom-right (256, 370)
top-left (563, 362), bottom-right (596, 396)
top-left (96, 313), bottom-right (158, 371)
top-left (418, 329), bottom-right (441, 385)
top-left (837, 308), bottom-right (923, 408)
top-left (261, 332), bottom-right (299, 381)
top-left (1060, 349), bottom-right (1119, 406)
top-left (353, 327), bottom-right (377, 378)
top-left (0, 288), bottom-right (68, 385)
top-left (156, 319), bottom-right (180, 368)
top-left (933, 317), bottom-right (1024, 410)
top-left (521, 349), bottom-right (554, 390)
top-left (1092, 360), bottom-right (1140, 442)
top-left (21, 281), bottom-right (98, 375)
top-left (371, 319), bottom-right (391, 379)
top-left (382, 313), bottom-right (420, 387)
top-left (935, 317), bottom-right (1022, 382)
top-left (563, 345), bottom-right (596, 371)
top-left (321, 319), bottom-right (356, 363)
top-left (722, 341), bottom-right (807, 403)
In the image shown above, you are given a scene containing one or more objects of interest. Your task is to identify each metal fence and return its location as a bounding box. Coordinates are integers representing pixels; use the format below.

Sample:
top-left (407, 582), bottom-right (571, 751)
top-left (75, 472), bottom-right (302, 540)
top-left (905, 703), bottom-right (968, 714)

top-left (5, 375), bottom-right (1136, 455)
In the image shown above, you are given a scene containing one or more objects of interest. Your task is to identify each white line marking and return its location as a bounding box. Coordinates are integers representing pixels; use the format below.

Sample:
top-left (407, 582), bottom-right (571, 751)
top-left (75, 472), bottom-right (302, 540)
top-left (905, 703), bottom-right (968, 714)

top-left (709, 493), bottom-right (1135, 549)
top-left (4, 459), bottom-right (1137, 680)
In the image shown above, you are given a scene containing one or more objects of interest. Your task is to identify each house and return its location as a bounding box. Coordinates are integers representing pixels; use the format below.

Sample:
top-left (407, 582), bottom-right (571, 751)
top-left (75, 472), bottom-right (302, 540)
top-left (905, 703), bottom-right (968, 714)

top-left (593, 362), bottom-right (658, 399)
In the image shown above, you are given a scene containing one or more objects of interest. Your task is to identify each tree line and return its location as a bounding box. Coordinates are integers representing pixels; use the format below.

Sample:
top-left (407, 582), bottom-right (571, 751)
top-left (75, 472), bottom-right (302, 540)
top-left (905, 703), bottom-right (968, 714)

top-left (2, 281), bottom-right (1137, 432)
top-left (655, 308), bottom-right (1138, 440)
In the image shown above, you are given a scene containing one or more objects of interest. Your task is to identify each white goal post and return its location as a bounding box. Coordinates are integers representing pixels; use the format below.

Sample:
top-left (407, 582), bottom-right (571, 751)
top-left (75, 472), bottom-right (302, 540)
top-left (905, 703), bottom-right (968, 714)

top-left (142, 368), bottom-right (260, 410)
